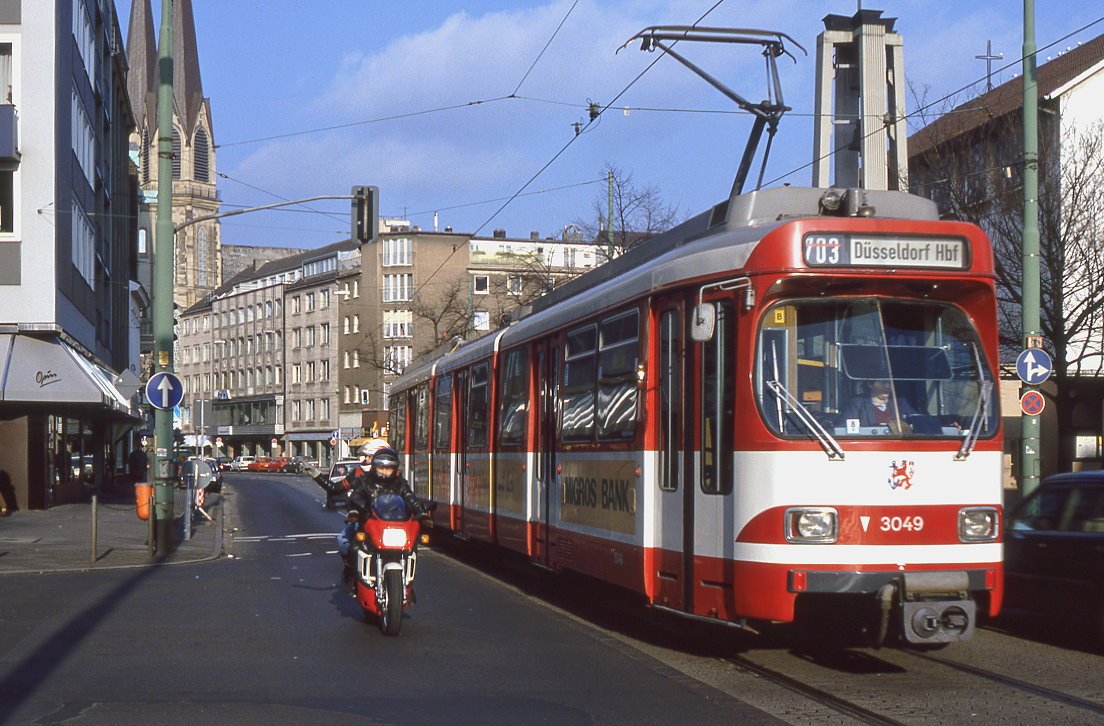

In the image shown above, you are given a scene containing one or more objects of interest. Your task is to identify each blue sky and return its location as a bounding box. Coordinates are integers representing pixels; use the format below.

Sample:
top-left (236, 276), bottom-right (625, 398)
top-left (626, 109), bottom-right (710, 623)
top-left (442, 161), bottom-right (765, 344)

top-left (118, 1), bottom-right (1103, 250)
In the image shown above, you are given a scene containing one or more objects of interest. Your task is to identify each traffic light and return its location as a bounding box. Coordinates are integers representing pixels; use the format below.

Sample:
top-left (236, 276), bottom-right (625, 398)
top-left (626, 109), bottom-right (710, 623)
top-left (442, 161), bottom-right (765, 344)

top-left (351, 185), bottom-right (379, 244)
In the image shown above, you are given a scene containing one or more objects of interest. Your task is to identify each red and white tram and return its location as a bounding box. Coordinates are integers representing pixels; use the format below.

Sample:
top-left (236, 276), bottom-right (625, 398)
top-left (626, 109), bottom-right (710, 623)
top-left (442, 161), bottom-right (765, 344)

top-left (389, 186), bottom-right (1003, 647)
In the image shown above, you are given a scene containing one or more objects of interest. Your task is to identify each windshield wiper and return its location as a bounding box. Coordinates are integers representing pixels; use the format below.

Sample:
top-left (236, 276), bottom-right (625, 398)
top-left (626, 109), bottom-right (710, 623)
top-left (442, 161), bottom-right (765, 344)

top-left (955, 379), bottom-right (993, 461)
top-left (767, 379), bottom-right (845, 461)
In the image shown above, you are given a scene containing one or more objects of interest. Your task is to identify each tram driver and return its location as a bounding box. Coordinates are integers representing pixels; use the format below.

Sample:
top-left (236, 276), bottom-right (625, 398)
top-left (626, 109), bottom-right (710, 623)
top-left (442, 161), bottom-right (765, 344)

top-left (843, 380), bottom-right (916, 432)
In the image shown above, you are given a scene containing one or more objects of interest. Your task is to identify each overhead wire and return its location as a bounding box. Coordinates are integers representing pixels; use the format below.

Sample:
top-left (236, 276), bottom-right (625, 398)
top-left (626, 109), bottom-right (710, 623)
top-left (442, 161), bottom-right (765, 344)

top-left (511, 0), bottom-right (580, 97)
top-left (408, 0), bottom-right (728, 303)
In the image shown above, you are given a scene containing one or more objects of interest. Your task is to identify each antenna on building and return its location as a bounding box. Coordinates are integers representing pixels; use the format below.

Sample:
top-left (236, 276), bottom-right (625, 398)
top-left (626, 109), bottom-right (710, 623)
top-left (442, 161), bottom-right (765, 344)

top-left (812, 9), bottom-right (909, 191)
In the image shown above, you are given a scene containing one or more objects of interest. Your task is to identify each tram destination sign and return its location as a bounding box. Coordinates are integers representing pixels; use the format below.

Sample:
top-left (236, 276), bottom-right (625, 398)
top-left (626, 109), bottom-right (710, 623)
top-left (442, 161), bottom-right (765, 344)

top-left (803, 234), bottom-right (968, 270)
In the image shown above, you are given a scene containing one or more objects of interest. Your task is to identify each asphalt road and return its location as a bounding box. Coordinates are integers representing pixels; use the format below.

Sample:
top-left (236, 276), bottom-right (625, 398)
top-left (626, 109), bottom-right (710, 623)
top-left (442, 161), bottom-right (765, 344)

top-left (3, 472), bottom-right (1102, 725)
top-left (0, 473), bottom-right (776, 725)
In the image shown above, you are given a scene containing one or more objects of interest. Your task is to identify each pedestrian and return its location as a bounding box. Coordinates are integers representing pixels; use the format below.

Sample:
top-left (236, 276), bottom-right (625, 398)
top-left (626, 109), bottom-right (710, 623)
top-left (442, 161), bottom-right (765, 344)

top-left (128, 444), bottom-right (149, 484)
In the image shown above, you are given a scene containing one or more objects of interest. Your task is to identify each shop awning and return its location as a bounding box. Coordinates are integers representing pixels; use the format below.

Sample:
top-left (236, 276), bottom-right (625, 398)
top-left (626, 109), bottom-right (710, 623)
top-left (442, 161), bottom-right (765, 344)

top-left (0, 333), bottom-right (135, 416)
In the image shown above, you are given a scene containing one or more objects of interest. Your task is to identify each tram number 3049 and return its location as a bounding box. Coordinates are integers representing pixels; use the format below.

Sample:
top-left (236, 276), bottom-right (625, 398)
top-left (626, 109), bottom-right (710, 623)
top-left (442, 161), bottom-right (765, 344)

top-left (879, 515), bottom-right (925, 532)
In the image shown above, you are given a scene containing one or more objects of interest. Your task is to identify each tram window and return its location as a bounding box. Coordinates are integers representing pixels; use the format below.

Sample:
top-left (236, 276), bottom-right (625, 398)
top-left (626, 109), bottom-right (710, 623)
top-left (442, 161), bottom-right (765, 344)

top-left (498, 348), bottom-right (529, 446)
top-left (562, 324), bottom-right (597, 441)
top-left (701, 302), bottom-right (734, 495)
top-left (658, 309), bottom-right (681, 492)
top-left (390, 395), bottom-right (406, 452)
top-left (597, 310), bottom-right (639, 440)
top-left (433, 375), bottom-right (452, 450)
top-left (756, 299), bottom-right (997, 439)
top-left (413, 384), bottom-right (430, 450)
top-left (467, 363), bottom-right (490, 448)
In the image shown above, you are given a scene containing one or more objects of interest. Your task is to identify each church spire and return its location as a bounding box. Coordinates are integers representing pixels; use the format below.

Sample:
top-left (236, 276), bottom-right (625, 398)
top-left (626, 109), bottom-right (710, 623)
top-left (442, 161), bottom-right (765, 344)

top-left (171, 0), bottom-right (208, 137)
top-left (124, 0), bottom-right (157, 132)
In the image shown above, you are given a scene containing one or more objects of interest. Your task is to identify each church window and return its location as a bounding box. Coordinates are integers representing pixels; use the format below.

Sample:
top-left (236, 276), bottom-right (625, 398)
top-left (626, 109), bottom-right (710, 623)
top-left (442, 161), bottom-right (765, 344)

top-left (194, 127), bottom-right (210, 182)
top-left (172, 127), bottom-right (182, 179)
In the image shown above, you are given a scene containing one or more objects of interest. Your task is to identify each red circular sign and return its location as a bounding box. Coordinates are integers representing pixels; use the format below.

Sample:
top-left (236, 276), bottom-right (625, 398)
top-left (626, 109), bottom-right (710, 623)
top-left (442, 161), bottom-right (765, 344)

top-left (1020, 390), bottom-right (1045, 415)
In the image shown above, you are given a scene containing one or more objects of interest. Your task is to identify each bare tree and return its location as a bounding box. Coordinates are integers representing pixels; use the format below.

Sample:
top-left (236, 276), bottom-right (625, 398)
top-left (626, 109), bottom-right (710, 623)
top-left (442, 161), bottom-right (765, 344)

top-left (574, 163), bottom-right (684, 260)
top-left (911, 112), bottom-right (1104, 467)
top-left (408, 278), bottom-right (472, 355)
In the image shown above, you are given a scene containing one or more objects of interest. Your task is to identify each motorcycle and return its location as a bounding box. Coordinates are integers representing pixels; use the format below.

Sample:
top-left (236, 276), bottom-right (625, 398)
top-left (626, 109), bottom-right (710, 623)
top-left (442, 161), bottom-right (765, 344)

top-left (344, 492), bottom-right (436, 636)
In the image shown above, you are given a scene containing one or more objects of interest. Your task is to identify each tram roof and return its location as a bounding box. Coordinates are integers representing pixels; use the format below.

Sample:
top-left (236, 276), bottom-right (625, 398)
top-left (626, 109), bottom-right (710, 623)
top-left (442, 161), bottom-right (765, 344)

top-left (391, 187), bottom-right (941, 388)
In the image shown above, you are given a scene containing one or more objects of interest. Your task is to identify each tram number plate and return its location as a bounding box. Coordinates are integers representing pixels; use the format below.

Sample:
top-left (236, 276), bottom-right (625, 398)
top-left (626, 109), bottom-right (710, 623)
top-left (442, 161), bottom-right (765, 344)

top-left (803, 234), bottom-right (967, 270)
top-left (879, 515), bottom-right (925, 532)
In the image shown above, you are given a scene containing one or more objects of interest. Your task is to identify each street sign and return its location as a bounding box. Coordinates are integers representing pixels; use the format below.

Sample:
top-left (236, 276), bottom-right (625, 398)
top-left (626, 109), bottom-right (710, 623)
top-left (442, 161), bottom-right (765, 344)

top-left (1020, 390), bottom-right (1046, 415)
top-left (215, 436), bottom-right (223, 446)
top-left (1015, 349), bottom-right (1053, 385)
top-left (329, 437), bottom-right (337, 446)
top-left (330, 429), bottom-right (340, 440)
top-left (145, 372), bottom-right (184, 411)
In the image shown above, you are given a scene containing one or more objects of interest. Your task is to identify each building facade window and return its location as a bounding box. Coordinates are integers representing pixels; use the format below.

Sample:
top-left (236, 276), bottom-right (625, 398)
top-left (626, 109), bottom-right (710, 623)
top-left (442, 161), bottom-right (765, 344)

top-left (385, 346), bottom-right (413, 374)
top-left (383, 310), bottom-right (413, 338)
top-left (71, 202), bottom-right (95, 289)
top-left (71, 91), bottom-right (95, 186)
top-left (382, 238), bottom-right (412, 266)
top-left (473, 275), bottom-right (489, 294)
top-left (473, 311), bottom-right (490, 331)
top-left (382, 274), bottom-right (412, 302)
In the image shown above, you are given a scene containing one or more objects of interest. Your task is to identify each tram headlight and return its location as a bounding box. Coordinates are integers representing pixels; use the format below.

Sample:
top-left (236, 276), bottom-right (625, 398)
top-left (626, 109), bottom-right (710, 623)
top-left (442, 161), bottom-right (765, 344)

top-left (784, 507), bottom-right (838, 543)
top-left (958, 507), bottom-right (999, 542)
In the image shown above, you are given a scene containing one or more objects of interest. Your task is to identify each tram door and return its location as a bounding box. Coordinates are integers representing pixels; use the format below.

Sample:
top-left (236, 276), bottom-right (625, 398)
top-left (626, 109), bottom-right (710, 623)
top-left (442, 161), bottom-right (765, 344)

top-left (655, 302), bottom-right (689, 609)
top-left (454, 368), bottom-right (468, 535)
top-left (532, 341), bottom-right (558, 567)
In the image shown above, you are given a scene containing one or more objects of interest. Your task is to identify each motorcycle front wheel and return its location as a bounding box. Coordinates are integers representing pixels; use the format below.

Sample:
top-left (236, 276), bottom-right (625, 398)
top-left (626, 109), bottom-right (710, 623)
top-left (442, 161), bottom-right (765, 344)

top-left (378, 569), bottom-right (403, 636)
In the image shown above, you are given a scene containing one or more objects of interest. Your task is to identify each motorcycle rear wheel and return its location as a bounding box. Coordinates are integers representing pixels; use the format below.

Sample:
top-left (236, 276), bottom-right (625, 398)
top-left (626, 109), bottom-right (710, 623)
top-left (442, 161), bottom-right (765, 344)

top-left (378, 569), bottom-right (403, 636)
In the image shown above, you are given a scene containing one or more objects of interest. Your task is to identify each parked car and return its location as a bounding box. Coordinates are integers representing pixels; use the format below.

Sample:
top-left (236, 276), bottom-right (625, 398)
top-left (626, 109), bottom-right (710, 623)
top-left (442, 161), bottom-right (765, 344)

top-left (203, 458), bottom-right (223, 492)
top-left (246, 457), bottom-right (273, 472)
top-left (278, 456), bottom-right (308, 474)
top-left (231, 455), bottom-right (255, 471)
top-left (1004, 470), bottom-right (1104, 645)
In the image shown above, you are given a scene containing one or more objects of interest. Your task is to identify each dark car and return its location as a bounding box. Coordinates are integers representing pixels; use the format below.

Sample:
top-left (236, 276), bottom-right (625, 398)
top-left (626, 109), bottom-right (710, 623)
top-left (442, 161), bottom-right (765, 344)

top-left (316, 459), bottom-right (360, 509)
top-left (278, 456), bottom-right (308, 474)
top-left (215, 456), bottom-right (233, 472)
top-left (1004, 470), bottom-right (1104, 645)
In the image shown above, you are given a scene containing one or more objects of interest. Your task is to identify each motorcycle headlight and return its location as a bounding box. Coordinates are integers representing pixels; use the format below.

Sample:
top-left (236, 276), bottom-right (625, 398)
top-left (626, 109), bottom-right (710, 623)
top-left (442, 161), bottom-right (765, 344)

top-left (959, 507), bottom-right (999, 541)
top-left (381, 528), bottom-right (407, 548)
top-left (784, 507), bottom-right (838, 543)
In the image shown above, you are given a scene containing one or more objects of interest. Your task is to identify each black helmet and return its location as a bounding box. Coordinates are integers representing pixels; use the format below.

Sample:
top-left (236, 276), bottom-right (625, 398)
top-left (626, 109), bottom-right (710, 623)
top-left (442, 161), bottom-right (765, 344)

top-left (371, 448), bottom-right (400, 470)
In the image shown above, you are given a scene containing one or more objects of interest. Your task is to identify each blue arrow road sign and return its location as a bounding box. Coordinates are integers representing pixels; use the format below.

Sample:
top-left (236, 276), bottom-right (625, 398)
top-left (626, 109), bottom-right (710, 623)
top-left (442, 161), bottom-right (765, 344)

top-left (1015, 349), bottom-right (1053, 385)
top-left (146, 372), bottom-right (185, 411)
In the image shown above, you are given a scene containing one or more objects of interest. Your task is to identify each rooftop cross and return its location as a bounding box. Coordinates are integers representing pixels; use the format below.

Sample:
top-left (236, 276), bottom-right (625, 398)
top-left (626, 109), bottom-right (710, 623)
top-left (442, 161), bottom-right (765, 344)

top-left (975, 40), bottom-right (1003, 92)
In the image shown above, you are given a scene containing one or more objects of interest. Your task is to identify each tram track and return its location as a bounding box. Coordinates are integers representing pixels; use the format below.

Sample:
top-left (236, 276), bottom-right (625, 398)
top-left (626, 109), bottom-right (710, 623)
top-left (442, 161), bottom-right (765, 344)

top-left (721, 653), bottom-right (909, 726)
top-left (907, 651), bottom-right (1104, 718)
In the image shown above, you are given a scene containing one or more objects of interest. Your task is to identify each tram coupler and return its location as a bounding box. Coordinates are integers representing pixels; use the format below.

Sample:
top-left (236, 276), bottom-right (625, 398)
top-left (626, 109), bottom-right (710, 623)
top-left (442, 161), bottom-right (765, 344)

top-left (898, 572), bottom-right (975, 645)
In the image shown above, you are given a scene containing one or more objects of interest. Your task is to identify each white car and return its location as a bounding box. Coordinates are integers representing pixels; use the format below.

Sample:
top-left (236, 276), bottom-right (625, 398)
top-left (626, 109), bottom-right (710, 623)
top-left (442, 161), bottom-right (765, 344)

top-left (231, 455), bottom-right (255, 471)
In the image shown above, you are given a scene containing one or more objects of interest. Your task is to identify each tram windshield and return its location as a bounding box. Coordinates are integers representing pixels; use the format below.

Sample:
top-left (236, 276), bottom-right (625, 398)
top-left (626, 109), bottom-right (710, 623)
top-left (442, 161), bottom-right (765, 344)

top-left (756, 299), bottom-right (997, 440)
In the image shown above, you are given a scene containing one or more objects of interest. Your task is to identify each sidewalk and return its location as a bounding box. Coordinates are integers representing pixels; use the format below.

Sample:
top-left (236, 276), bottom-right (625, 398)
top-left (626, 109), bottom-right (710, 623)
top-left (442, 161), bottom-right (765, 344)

top-left (0, 486), bottom-right (223, 575)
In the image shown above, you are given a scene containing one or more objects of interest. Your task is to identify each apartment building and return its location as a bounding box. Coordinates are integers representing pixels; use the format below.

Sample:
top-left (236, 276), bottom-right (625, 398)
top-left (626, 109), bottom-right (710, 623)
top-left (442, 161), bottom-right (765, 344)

top-left (0, 1), bottom-right (141, 509)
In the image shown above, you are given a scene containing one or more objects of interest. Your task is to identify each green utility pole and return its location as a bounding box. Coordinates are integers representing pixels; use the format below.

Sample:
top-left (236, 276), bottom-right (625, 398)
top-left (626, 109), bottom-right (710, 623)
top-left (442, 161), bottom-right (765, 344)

top-left (152, 0), bottom-right (175, 555)
top-left (606, 170), bottom-right (614, 261)
top-left (1021, 0), bottom-right (1042, 497)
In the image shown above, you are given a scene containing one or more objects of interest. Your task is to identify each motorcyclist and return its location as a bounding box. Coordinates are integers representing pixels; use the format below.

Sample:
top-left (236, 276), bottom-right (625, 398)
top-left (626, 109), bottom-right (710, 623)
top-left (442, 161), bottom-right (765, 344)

top-left (338, 446), bottom-right (427, 591)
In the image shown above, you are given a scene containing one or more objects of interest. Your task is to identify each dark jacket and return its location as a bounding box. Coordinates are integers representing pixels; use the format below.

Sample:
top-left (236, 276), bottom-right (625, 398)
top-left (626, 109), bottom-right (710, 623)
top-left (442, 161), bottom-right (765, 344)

top-left (346, 467), bottom-right (423, 518)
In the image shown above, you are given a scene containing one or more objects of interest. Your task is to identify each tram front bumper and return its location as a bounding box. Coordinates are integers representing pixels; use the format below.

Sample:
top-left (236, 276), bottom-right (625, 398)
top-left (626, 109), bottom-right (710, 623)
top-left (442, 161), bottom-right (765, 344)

top-left (789, 569), bottom-right (992, 645)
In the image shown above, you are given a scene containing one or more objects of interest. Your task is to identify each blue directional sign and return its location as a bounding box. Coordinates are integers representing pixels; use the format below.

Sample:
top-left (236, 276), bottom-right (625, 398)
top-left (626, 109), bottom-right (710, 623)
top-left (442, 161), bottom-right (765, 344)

top-left (1016, 348), bottom-right (1053, 385)
top-left (145, 372), bottom-right (185, 411)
